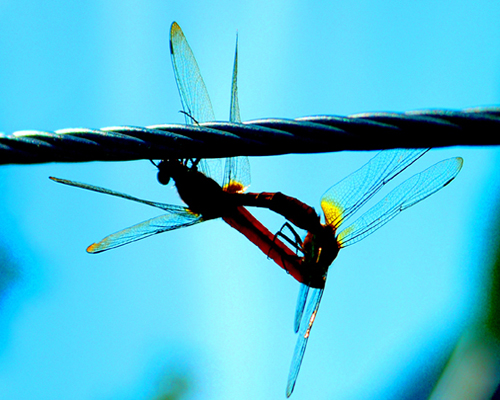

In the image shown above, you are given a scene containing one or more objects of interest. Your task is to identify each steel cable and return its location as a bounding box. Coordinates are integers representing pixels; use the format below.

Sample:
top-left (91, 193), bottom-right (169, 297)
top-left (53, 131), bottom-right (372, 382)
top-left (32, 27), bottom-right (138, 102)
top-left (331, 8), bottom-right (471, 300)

top-left (0, 106), bottom-right (498, 165)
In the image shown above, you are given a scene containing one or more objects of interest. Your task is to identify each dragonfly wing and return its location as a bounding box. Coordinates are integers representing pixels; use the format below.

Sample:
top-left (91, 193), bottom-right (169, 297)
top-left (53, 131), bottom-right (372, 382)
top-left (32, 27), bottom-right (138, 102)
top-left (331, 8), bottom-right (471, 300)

top-left (338, 157), bottom-right (463, 247)
top-left (222, 156), bottom-right (251, 193)
top-left (87, 212), bottom-right (204, 253)
top-left (294, 283), bottom-right (310, 333)
top-left (50, 177), bottom-right (190, 214)
top-left (170, 22), bottom-right (224, 185)
top-left (286, 287), bottom-right (324, 398)
top-left (222, 34), bottom-right (251, 192)
top-left (321, 149), bottom-right (429, 230)
top-left (229, 33), bottom-right (241, 124)
top-left (170, 22), bottom-right (215, 124)
top-left (170, 23), bottom-right (250, 189)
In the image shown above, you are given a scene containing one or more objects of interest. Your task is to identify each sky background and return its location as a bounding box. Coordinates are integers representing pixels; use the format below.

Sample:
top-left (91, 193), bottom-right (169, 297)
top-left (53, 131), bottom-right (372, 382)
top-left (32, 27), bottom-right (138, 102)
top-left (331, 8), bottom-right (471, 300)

top-left (0, 1), bottom-right (499, 399)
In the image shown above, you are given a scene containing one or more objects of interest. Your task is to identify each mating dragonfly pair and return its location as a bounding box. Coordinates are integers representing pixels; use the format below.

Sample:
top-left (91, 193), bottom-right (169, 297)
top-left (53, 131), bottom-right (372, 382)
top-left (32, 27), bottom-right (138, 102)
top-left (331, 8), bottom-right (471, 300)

top-left (50, 22), bottom-right (463, 397)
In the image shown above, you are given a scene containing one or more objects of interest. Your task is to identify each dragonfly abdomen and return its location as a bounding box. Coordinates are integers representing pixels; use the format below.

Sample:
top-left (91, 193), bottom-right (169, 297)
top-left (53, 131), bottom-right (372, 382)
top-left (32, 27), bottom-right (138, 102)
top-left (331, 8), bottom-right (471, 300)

top-left (238, 192), bottom-right (321, 233)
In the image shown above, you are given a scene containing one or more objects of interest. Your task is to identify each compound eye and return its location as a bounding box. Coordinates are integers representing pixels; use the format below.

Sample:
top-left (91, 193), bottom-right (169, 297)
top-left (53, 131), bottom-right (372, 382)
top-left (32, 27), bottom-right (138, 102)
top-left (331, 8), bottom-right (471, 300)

top-left (157, 170), bottom-right (170, 185)
top-left (156, 161), bottom-right (171, 185)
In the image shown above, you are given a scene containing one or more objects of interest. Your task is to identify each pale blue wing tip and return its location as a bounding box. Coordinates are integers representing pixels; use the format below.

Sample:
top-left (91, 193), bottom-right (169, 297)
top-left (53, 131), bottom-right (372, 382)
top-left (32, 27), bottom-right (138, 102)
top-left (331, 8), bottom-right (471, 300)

top-left (293, 304), bottom-right (303, 333)
top-left (286, 361), bottom-right (301, 396)
top-left (293, 284), bottom-right (309, 333)
top-left (286, 373), bottom-right (298, 397)
top-left (451, 156), bottom-right (464, 176)
top-left (293, 319), bottom-right (300, 334)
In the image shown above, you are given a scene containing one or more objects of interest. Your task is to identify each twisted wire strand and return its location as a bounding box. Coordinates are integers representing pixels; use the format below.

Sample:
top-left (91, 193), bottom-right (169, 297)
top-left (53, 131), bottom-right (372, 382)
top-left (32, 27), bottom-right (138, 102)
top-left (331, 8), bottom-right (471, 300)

top-left (0, 106), bottom-right (498, 165)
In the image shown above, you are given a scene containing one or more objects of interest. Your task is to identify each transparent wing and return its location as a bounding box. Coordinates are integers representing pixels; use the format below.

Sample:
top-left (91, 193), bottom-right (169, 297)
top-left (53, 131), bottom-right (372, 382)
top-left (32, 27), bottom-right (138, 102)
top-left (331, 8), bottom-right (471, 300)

top-left (170, 22), bottom-right (215, 124)
top-left (321, 149), bottom-right (429, 230)
top-left (87, 212), bottom-right (203, 253)
top-left (222, 33), bottom-right (251, 193)
top-left (338, 157), bottom-right (463, 247)
top-left (229, 33), bottom-right (241, 124)
top-left (170, 21), bottom-right (223, 184)
top-left (222, 156), bottom-right (251, 193)
top-left (50, 177), bottom-right (191, 214)
top-left (50, 176), bottom-right (204, 253)
top-left (294, 283), bottom-right (310, 333)
top-left (286, 287), bottom-right (324, 398)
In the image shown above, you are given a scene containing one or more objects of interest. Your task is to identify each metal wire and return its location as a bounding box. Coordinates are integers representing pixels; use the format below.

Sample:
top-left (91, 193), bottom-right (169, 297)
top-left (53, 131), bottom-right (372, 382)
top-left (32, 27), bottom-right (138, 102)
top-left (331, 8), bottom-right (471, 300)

top-left (0, 106), bottom-right (498, 165)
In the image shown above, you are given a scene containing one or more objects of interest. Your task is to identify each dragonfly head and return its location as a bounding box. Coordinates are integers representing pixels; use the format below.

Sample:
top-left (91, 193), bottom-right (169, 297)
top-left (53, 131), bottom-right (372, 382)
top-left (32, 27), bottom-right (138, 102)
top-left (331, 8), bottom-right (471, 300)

top-left (156, 161), bottom-right (172, 185)
top-left (157, 158), bottom-right (204, 186)
top-left (156, 159), bottom-right (189, 185)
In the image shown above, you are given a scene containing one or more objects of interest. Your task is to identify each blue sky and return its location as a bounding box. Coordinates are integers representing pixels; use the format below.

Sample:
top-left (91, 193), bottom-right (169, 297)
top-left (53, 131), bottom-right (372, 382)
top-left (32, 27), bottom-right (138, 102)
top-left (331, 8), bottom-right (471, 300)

top-left (0, 1), bottom-right (499, 399)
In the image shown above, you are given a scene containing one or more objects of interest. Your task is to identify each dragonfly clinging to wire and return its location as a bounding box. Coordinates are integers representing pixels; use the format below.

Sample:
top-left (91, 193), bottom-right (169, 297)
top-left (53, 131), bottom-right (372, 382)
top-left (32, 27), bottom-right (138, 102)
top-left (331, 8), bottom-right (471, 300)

top-left (48, 21), bottom-right (463, 397)
top-left (50, 22), bottom-right (306, 282)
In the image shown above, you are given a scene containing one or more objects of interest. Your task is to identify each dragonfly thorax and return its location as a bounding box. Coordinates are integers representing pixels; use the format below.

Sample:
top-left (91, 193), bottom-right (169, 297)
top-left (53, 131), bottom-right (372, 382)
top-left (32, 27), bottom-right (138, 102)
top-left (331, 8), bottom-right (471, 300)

top-left (159, 160), bottom-right (234, 219)
top-left (300, 225), bottom-right (339, 288)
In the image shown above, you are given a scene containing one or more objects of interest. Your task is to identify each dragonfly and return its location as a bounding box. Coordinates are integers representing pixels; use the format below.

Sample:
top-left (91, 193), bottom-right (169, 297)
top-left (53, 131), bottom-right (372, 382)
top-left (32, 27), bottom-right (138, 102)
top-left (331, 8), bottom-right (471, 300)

top-left (48, 21), bottom-right (464, 397)
top-left (50, 22), bottom-right (307, 282)
top-left (238, 149), bottom-right (463, 396)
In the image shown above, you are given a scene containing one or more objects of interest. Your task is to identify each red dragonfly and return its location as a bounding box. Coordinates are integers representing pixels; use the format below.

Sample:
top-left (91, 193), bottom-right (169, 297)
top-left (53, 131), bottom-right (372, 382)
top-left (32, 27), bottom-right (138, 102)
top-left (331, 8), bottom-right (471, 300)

top-left (49, 21), bottom-right (464, 397)
top-left (50, 22), bottom-right (306, 282)
top-left (238, 149), bottom-right (463, 396)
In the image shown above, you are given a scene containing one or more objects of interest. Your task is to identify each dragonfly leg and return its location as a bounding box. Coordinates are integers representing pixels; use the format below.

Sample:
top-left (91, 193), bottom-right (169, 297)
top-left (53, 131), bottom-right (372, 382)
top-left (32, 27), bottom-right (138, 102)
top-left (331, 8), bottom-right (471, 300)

top-left (190, 158), bottom-right (201, 169)
top-left (178, 158), bottom-right (200, 171)
top-left (267, 222), bottom-right (305, 274)
top-left (265, 222), bottom-right (303, 275)
top-left (275, 222), bottom-right (304, 254)
top-left (179, 110), bottom-right (199, 124)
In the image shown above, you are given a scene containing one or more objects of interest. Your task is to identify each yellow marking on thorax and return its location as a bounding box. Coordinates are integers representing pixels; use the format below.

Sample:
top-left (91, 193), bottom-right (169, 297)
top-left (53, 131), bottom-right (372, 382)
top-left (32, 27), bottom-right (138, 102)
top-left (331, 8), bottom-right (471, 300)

top-left (185, 208), bottom-right (201, 217)
top-left (223, 180), bottom-right (246, 194)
